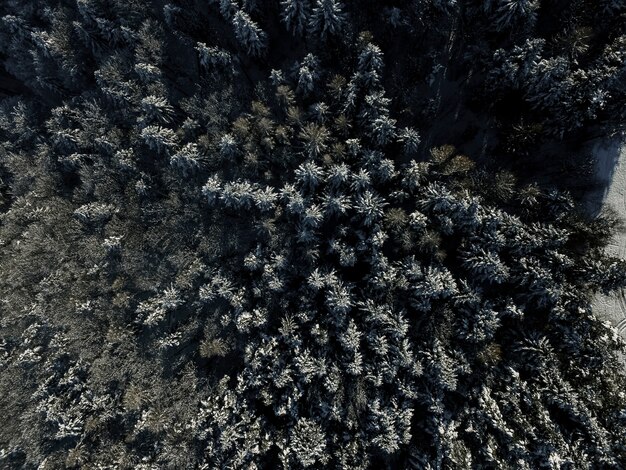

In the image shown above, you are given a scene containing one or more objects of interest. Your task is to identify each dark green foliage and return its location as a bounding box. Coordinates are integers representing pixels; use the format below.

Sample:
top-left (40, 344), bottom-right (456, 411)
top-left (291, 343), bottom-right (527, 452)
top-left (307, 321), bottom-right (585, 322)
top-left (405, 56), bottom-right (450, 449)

top-left (0, 1), bottom-right (625, 469)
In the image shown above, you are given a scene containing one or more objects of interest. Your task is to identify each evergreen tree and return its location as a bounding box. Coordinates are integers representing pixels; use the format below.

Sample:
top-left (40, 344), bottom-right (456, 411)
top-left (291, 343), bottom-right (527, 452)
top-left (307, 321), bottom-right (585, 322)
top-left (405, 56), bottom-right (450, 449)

top-left (281, 0), bottom-right (312, 35)
top-left (309, 0), bottom-right (346, 39)
top-left (232, 10), bottom-right (268, 57)
top-left (493, 0), bottom-right (539, 31)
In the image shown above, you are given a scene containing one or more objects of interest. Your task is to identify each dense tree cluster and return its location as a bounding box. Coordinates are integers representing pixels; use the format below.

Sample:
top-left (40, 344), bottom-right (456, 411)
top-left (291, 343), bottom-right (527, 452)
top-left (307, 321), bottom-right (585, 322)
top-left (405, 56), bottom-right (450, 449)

top-left (0, 0), bottom-right (625, 468)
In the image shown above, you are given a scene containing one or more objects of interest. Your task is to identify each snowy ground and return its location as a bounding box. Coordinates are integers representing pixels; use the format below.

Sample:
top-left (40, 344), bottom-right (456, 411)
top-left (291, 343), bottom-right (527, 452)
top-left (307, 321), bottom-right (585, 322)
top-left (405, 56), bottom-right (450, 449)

top-left (587, 139), bottom-right (626, 354)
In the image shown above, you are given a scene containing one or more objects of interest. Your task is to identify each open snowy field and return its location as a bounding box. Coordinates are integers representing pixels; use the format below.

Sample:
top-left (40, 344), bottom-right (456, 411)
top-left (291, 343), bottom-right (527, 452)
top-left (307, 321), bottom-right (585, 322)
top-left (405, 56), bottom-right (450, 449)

top-left (589, 139), bottom-right (626, 347)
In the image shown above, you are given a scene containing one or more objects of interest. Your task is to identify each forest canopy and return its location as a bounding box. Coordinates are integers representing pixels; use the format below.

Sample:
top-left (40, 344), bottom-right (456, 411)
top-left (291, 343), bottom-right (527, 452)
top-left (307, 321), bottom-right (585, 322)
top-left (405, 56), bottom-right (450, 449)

top-left (0, 0), bottom-right (626, 468)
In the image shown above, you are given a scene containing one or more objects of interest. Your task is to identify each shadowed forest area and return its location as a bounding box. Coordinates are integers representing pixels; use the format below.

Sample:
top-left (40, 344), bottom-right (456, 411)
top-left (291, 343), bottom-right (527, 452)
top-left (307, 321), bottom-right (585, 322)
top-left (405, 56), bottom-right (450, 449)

top-left (1, 1), bottom-right (626, 468)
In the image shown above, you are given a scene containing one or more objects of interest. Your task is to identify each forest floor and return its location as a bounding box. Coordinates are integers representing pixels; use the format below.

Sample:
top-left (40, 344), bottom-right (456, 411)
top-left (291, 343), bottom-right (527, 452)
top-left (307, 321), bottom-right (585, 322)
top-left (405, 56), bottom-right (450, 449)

top-left (587, 138), bottom-right (626, 360)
